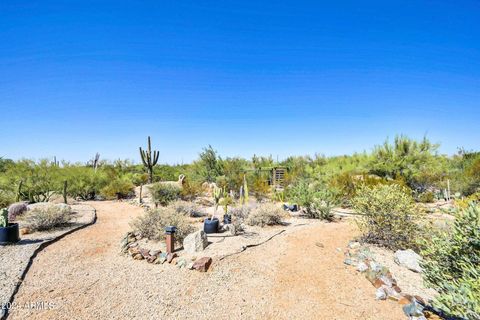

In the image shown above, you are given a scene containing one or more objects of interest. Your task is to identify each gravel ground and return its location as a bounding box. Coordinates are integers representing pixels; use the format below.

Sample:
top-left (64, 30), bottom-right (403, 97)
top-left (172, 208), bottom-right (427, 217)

top-left (0, 205), bottom-right (95, 318)
top-left (8, 201), bottom-right (406, 320)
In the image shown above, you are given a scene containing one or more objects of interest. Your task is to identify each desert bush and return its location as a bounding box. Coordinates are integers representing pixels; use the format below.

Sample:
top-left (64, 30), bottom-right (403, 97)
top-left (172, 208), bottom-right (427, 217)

top-left (170, 200), bottom-right (201, 217)
top-left (455, 192), bottom-right (480, 209)
top-left (0, 190), bottom-right (15, 208)
top-left (63, 166), bottom-right (108, 200)
top-left (307, 191), bottom-right (337, 221)
top-left (149, 183), bottom-right (181, 206)
top-left (417, 191), bottom-right (435, 203)
top-left (246, 203), bottom-right (285, 227)
top-left (180, 179), bottom-right (203, 200)
top-left (230, 206), bottom-right (250, 222)
top-left (352, 184), bottom-right (422, 250)
top-left (100, 178), bottom-right (134, 199)
top-left (3, 159), bottom-right (62, 203)
top-left (286, 179), bottom-right (337, 220)
top-left (131, 206), bottom-right (194, 243)
top-left (23, 204), bottom-right (72, 231)
top-left (421, 204), bottom-right (480, 319)
top-left (369, 135), bottom-right (446, 192)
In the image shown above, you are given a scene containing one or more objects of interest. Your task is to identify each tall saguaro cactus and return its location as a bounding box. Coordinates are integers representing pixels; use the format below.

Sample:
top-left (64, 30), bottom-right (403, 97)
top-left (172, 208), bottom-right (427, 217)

top-left (139, 136), bottom-right (159, 183)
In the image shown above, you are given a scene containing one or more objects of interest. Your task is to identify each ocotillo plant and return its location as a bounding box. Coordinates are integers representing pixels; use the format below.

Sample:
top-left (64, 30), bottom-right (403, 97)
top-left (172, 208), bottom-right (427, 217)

top-left (139, 136), bottom-right (159, 183)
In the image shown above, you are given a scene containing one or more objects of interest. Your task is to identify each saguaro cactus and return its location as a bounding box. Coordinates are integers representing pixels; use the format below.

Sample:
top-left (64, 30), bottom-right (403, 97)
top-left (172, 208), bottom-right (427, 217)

top-left (139, 136), bottom-right (159, 183)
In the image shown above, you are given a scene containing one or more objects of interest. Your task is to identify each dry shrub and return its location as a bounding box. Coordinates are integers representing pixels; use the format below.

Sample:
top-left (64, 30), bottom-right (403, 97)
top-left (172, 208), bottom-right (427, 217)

top-left (23, 204), bottom-right (73, 232)
top-left (131, 206), bottom-right (194, 243)
top-left (246, 203), bottom-right (285, 227)
top-left (170, 200), bottom-right (202, 217)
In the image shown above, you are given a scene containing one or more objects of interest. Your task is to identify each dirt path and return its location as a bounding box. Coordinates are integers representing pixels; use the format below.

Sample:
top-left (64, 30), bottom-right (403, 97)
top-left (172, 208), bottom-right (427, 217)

top-left (8, 201), bottom-right (404, 320)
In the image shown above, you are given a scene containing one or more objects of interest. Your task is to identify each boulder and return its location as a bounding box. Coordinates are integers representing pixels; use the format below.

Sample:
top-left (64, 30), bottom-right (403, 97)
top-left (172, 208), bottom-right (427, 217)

top-left (183, 230), bottom-right (208, 254)
top-left (192, 257), bottom-right (212, 272)
top-left (394, 249), bottom-right (422, 273)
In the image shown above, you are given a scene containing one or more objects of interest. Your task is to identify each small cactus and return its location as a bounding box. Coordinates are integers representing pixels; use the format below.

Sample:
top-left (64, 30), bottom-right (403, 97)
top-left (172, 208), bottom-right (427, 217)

top-left (0, 208), bottom-right (8, 228)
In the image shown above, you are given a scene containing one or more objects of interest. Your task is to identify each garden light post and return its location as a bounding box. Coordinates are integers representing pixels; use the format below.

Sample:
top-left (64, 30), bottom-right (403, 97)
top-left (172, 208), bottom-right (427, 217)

top-left (165, 226), bottom-right (177, 254)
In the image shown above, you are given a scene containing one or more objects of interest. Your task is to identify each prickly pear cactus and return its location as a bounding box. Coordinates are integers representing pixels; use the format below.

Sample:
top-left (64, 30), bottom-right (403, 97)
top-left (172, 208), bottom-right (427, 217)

top-left (0, 208), bottom-right (8, 228)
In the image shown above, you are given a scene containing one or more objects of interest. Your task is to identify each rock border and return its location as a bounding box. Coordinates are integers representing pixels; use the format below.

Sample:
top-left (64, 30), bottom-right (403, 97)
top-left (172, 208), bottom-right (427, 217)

top-left (1, 206), bottom-right (97, 320)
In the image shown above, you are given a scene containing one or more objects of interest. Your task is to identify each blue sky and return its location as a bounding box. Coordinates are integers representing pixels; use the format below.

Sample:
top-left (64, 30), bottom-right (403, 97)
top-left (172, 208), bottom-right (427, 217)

top-left (1, 1), bottom-right (479, 164)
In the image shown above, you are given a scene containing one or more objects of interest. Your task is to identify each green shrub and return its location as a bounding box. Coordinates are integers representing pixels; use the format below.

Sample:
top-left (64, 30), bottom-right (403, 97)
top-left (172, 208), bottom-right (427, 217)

top-left (149, 183), bottom-right (181, 206)
top-left (180, 180), bottom-right (202, 200)
top-left (0, 190), bottom-right (15, 208)
top-left (131, 206), bottom-right (194, 243)
top-left (23, 204), bottom-right (72, 231)
top-left (100, 178), bottom-right (134, 200)
top-left (421, 204), bottom-right (480, 319)
top-left (246, 203), bottom-right (285, 227)
top-left (286, 180), bottom-right (337, 220)
top-left (64, 166), bottom-right (108, 200)
top-left (307, 192), bottom-right (336, 221)
top-left (352, 184), bottom-right (422, 250)
top-left (417, 191), bottom-right (435, 203)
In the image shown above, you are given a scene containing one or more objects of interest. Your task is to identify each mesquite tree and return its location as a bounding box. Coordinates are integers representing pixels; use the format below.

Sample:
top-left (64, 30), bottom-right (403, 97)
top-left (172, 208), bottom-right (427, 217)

top-left (139, 136), bottom-right (159, 183)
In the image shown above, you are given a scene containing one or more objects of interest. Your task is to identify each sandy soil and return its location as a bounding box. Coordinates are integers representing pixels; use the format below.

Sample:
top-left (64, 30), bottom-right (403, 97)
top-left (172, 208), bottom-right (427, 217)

top-left (8, 201), bottom-right (405, 320)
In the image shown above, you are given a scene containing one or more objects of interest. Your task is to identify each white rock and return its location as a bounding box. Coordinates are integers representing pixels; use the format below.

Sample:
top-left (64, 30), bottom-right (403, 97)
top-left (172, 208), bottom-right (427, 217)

top-left (183, 230), bottom-right (208, 254)
top-left (356, 262), bottom-right (368, 272)
top-left (394, 249), bottom-right (422, 273)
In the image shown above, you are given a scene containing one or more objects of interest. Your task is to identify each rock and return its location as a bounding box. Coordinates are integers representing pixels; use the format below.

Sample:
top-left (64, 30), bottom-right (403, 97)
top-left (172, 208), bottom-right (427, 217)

top-left (356, 262), bottom-right (368, 272)
top-left (149, 250), bottom-right (161, 257)
top-left (186, 262), bottom-right (195, 270)
top-left (375, 287), bottom-right (387, 300)
top-left (348, 241), bottom-right (361, 249)
top-left (315, 242), bottom-right (324, 248)
top-left (192, 257), bottom-right (212, 272)
top-left (403, 299), bottom-right (425, 317)
top-left (128, 247), bottom-right (140, 256)
top-left (394, 249), bottom-right (422, 273)
top-left (176, 259), bottom-right (187, 268)
top-left (398, 295), bottom-right (413, 305)
top-left (183, 230), bottom-right (209, 254)
top-left (343, 258), bottom-right (357, 266)
top-left (228, 224), bottom-right (237, 236)
top-left (156, 253), bottom-right (168, 264)
top-left (139, 248), bottom-right (150, 258)
top-left (128, 242), bottom-right (138, 248)
top-left (146, 255), bottom-right (157, 263)
top-left (167, 253), bottom-right (177, 263)
top-left (133, 253), bottom-right (144, 260)
top-left (19, 227), bottom-right (31, 235)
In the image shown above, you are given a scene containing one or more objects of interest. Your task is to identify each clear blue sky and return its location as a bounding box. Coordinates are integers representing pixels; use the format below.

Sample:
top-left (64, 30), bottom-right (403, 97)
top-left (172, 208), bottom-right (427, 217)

top-left (1, 1), bottom-right (479, 164)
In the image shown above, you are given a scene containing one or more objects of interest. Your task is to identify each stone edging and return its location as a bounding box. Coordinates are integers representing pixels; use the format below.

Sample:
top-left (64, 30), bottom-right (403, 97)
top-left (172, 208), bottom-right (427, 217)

top-left (1, 207), bottom-right (97, 320)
